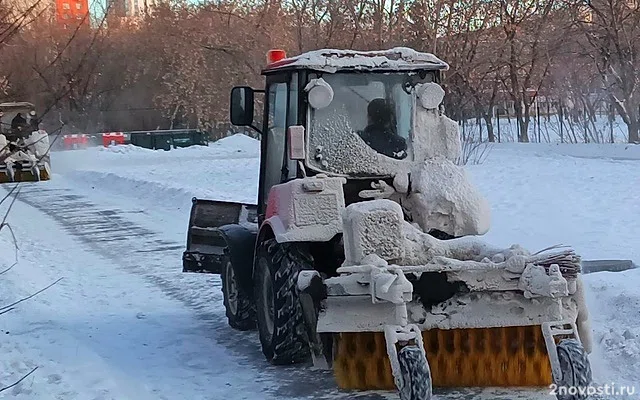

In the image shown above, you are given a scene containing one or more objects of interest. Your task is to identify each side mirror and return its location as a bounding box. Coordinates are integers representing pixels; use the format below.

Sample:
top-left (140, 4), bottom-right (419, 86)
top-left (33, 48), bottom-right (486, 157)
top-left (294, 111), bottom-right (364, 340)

top-left (287, 125), bottom-right (305, 160)
top-left (230, 86), bottom-right (254, 126)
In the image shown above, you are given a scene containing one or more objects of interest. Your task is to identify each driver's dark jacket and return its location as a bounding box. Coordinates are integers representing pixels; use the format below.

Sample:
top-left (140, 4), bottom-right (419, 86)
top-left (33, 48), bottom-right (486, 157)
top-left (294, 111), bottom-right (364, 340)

top-left (359, 125), bottom-right (407, 159)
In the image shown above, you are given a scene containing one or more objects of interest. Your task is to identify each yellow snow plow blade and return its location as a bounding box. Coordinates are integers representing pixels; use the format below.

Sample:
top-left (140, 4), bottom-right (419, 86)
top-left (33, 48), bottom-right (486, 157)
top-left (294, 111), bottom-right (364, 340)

top-left (333, 325), bottom-right (553, 390)
top-left (0, 166), bottom-right (50, 183)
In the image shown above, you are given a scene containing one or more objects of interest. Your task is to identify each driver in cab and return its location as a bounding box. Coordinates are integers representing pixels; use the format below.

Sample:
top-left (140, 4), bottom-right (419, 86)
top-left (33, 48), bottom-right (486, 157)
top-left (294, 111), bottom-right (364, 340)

top-left (358, 98), bottom-right (407, 160)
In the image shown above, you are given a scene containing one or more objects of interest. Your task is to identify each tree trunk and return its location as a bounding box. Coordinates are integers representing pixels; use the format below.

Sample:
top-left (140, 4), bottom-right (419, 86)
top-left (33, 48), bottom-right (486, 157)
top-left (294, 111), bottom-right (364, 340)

top-left (515, 102), bottom-right (530, 143)
top-left (170, 104), bottom-right (180, 130)
top-left (483, 114), bottom-right (495, 142)
top-left (520, 118), bottom-right (530, 143)
top-left (629, 120), bottom-right (640, 144)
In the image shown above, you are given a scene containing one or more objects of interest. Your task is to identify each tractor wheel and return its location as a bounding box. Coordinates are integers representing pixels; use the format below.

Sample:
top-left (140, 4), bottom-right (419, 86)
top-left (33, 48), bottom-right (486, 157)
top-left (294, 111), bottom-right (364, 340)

top-left (254, 238), bottom-right (311, 365)
top-left (221, 257), bottom-right (256, 331)
top-left (397, 345), bottom-right (432, 400)
top-left (555, 338), bottom-right (593, 400)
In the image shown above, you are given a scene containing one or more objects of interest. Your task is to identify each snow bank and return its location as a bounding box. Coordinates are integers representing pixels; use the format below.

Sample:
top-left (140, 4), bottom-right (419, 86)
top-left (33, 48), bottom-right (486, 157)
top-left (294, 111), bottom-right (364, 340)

top-left (98, 143), bottom-right (156, 154)
top-left (212, 133), bottom-right (260, 153)
top-left (583, 269), bottom-right (640, 387)
top-left (51, 134), bottom-right (261, 208)
top-left (53, 134), bottom-right (260, 173)
top-left (489, 142), bottom-right (640, 161)
top-left (95, 134), bottom-right (259, 158)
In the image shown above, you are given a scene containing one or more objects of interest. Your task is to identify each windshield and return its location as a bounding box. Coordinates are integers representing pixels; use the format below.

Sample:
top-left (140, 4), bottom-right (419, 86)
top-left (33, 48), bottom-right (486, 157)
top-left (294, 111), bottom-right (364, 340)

top-left (0, 107), bottom-right (36, 135)
top-left (306, 71), bottom-right (435, 177)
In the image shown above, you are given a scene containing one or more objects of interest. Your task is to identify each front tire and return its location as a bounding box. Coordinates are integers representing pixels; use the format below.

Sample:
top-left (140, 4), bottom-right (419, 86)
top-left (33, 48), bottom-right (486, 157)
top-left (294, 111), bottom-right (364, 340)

top-left (555, 338), bottom-right (593, 400)
top-left (221, 257), bottom-right (256, 331)
top-left (254, 239), bottom-right (311, 365)
top-left (397, 345), bottom-right (432, 400)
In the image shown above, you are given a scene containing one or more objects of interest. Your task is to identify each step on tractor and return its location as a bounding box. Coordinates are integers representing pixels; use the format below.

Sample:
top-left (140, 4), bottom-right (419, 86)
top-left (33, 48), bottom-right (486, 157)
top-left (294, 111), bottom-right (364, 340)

top-left (182, 47), bottom-right (593, 400)
top-left (0, 102), bottom-right (51, 183)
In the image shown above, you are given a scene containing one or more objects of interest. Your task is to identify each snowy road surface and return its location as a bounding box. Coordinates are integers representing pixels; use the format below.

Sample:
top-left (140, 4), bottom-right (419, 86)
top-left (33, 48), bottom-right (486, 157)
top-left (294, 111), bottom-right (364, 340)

top-left (1, 135), bottom-right (638, 399)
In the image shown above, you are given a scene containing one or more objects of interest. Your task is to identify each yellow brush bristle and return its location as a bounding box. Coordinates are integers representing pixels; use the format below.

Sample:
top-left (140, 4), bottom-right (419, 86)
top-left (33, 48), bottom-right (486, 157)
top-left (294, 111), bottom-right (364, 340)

top-left (332, 325), bottom-right (553, 390)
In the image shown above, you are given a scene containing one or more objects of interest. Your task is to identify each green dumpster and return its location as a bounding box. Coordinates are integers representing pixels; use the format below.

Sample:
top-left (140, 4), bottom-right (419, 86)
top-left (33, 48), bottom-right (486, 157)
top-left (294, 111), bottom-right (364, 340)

top-left (128, 129), bottom-right (208, 150)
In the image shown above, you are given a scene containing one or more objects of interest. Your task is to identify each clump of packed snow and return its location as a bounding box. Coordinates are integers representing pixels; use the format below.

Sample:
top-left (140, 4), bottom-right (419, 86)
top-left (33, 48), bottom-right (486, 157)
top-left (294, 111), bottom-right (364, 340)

top-left (413, 84), bottom-right (461, 162)
top-left (266, 175), bottom-right (346, 242)
top-left (396, 83), bottom-right (490, 237)
top-left (404, 158), bottom-right (491, 237)
top-left (518, 263), bottom-right (568, 298)
top-left (342, 199), bottom-right (406, 265)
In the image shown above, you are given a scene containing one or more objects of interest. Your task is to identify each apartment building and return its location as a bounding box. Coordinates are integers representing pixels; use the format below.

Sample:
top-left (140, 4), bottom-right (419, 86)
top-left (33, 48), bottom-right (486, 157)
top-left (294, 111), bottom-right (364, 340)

top-left (55, 0), bottom-right (90, 28)
top-left (107, 0), bottom-right (157, 18)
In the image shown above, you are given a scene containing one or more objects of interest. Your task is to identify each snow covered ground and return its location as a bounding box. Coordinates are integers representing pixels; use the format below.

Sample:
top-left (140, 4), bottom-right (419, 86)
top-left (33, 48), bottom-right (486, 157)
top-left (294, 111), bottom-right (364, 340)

top-left (1, 134), bottom-right (639, 399)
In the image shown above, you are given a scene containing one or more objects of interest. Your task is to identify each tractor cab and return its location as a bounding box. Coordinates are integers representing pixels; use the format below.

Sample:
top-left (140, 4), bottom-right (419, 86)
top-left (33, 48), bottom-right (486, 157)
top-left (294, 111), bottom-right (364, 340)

top-left (229, 47), bottom-right (449, 219)
top-left (0, 101), bottom-right (51, 183)
top-left (0, 102), bottom-right (39, 141)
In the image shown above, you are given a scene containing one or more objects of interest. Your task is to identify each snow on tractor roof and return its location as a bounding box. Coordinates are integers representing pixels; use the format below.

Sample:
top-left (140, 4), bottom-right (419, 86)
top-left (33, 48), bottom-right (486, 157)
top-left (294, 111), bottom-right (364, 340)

top-left (263, 47), bottom-right (449, 74)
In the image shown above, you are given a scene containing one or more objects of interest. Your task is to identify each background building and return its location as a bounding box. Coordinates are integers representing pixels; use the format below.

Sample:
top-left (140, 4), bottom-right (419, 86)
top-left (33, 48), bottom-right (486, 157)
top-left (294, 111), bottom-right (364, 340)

top-left (106, 0), bottom-right (157, 19)
top-left (126, 0), bottom-right (157, 17)
top-left (55, 0), bottom-right (90, 28)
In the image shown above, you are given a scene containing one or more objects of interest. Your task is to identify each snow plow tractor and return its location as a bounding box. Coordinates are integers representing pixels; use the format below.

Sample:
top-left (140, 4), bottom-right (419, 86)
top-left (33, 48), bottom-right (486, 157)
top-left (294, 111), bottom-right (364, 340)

top-left (0, 102), bottom-right (51, 183)
top-left (182, 47), bottom-right (593, 399)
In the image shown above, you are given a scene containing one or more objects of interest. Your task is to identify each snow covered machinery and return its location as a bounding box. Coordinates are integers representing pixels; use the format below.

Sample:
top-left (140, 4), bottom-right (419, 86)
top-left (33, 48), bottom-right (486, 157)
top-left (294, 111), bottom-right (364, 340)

top-left (183, 48), bottom-right (593, 399)
top-left (0, 102), bottom-right (51, 183)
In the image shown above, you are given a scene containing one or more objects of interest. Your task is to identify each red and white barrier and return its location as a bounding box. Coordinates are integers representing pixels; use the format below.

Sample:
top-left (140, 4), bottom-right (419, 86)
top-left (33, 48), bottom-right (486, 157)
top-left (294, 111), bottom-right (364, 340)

top-left (102, 132), bottom-right (125, 147)
top-left (62, 134), bottom-right (88, 150)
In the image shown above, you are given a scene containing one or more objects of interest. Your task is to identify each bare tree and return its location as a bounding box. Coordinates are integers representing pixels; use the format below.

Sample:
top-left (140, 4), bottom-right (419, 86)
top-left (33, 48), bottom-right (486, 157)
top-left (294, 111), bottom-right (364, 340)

top-left (438, 0), bottom-right (505, 141)
top-left (498, 0), bottom-right (565, 142)
top-left (0, 0), bottom-right (49, 48)
top-left (574, 0), bottom-right (640, 143)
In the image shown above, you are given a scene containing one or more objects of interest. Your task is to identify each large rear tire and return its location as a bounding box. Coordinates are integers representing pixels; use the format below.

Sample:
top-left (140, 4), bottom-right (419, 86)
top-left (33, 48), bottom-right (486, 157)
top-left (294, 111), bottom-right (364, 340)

top-left (254, 238), bottom-right (311, 365)
top-left (221, 257), bottom-right (256, 331)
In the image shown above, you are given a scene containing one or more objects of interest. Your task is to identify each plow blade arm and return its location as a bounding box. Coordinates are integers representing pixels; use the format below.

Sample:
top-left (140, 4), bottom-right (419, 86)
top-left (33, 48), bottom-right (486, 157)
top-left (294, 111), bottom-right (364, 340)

top-left (581, 259), bottom-right (636, 274)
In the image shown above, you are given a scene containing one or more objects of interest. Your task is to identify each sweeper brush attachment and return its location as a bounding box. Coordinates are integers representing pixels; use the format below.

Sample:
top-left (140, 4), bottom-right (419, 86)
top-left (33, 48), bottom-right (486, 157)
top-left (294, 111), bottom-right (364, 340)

top-left (333, 326), bottom-right (554, 390)
top-left (0, 163), bottom-right (50, 183)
